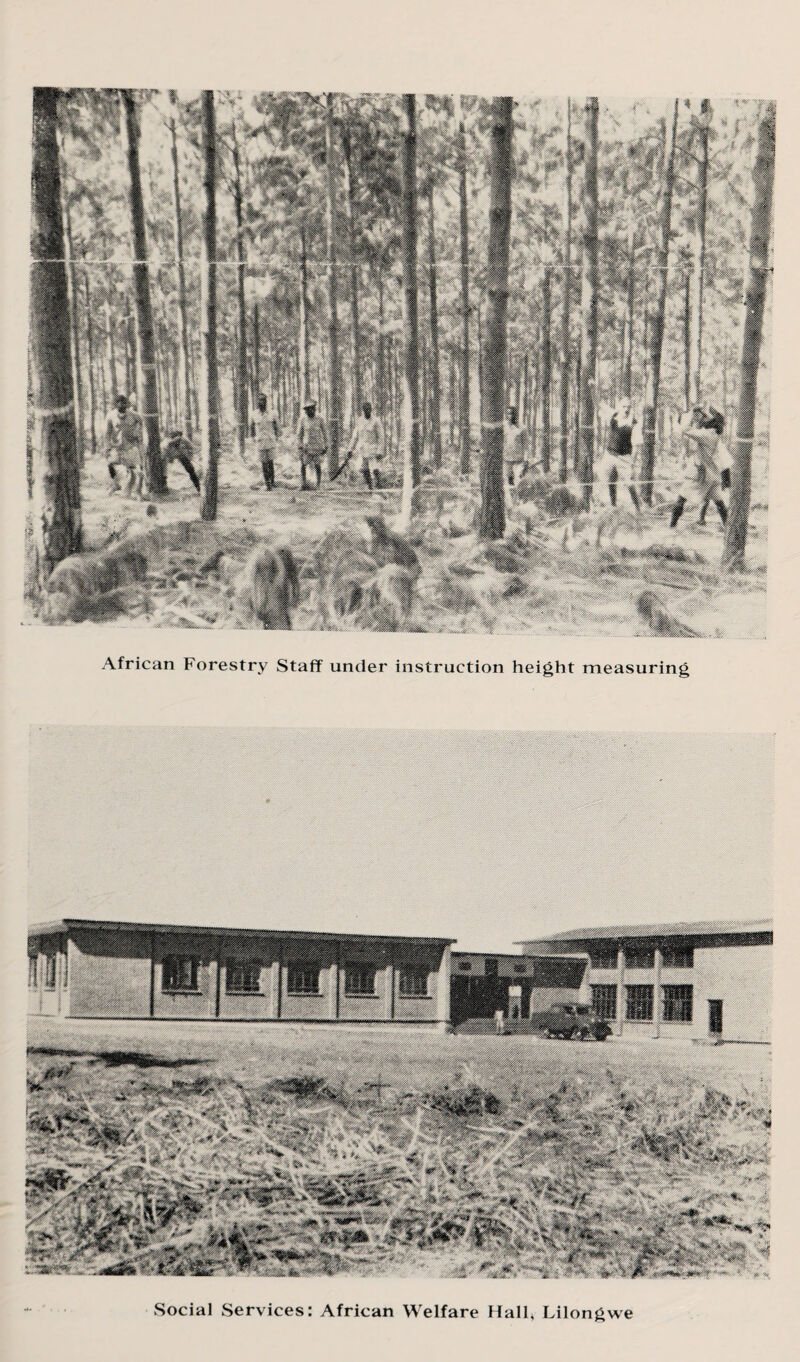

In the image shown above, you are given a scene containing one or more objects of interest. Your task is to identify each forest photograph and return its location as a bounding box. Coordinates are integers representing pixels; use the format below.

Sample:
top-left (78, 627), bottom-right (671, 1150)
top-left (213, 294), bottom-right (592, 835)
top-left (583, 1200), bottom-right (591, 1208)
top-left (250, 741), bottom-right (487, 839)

top-left (26, 90), bottom-right (774, 636)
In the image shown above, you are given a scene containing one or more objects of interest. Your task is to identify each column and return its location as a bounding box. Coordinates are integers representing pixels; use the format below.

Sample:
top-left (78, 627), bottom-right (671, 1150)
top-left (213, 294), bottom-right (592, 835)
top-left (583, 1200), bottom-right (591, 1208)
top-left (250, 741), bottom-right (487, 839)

top-left (653, 946), bottom-right (662, 1039)
top-left (616, 946), bottom-right (625, 1037)
top-left (436, 944), bottom-right (452, 1028)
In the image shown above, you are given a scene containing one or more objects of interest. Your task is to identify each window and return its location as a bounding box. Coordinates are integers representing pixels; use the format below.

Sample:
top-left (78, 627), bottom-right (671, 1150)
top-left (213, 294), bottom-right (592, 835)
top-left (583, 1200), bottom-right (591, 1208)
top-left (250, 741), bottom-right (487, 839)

top-left (591, 984), bottom-right (617, 1020)
top-left (44, 952), bottom-right (57, 990)
top-left (662, 945), bottom-right (694, 968)
top-left (625, 947), bottom-right (655, 969)
top-left (399, 964), bottom-right (429, 998)
top-left (457, 960), bottom-right (472, 971)
top-left (484, 958), bottom-right (499, 976)
top-left (590, 948), bottom-right (618, 970)
top-left (28, 954), bottom-right (38, 989)
top-left (226, 959), bottom-right (262, 995)
top-left (345, 963), bottom-right (377, 996)
top-left (625, 984), bottom-right (653, 1021)
top-left (162, 956), bottom-right (199, 992)
top-left (513, 963), bottom-right (527, 975)
top-left (287, 962), bottom-right (320, 996)
top-left (662, 984), bottom-right (693, 1023)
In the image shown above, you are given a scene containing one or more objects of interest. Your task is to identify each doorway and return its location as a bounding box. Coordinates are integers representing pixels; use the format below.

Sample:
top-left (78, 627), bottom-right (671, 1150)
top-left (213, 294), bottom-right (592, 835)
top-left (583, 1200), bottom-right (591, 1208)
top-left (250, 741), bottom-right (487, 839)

top-left (708, 999), bottom-right (723, 1037)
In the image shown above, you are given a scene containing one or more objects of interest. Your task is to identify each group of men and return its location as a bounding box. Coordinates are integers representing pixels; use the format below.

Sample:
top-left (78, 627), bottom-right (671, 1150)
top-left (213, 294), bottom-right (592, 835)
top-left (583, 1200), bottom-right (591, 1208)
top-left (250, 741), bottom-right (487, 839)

top-left (104, 389), bottom-right (386, 500)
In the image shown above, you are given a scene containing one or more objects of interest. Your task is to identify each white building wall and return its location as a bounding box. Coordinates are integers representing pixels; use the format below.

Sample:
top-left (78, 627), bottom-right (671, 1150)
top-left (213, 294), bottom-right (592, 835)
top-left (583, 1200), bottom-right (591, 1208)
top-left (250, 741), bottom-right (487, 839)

top-left (692, 942), bottom-right (772, 1043)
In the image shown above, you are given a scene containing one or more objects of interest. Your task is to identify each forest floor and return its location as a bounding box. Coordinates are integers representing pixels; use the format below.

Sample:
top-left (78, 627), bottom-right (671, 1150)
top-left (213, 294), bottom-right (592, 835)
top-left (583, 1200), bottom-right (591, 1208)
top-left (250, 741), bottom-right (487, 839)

top-left (28, 439), bottom-right (769, 637)
top-left (26, 1020), bottom-right (770, 1277)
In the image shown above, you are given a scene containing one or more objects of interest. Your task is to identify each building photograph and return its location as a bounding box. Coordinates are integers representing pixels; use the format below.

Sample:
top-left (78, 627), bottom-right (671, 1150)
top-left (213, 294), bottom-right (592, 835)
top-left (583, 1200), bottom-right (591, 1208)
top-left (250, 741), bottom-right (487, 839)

top-left (25, 726), bottom-right (773, 1278)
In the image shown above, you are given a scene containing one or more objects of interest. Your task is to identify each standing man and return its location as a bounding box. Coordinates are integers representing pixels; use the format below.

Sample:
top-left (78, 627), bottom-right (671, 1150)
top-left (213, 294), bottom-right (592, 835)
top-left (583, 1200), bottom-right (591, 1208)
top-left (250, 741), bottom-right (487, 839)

top-left (346, 400), bottom-right (385, 490)
top-left (503, 405), bottom-right (528, 488)
top-left (296, 397), bottom-right (328, 490)
top-left (670, 406), bottom-right (728, 529)
top-left (597, 401), bottom-right (641, 510)
top-left (161, 431), bottom-right (201, 492)
top-left (105, 392), bottom-right (144, 497)
top-left (254, 391), bottom-right (280, 491)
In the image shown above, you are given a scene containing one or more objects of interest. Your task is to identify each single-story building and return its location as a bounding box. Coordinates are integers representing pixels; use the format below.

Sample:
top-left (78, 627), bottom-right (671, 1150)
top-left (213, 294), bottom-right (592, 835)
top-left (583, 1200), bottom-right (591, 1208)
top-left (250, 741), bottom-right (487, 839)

top-left (450, 951), bottom-right (587, 1028)
top-left (27, 919), bottom-right (454, 1026)
top-left (517, 919), bottom-right (772, 1043)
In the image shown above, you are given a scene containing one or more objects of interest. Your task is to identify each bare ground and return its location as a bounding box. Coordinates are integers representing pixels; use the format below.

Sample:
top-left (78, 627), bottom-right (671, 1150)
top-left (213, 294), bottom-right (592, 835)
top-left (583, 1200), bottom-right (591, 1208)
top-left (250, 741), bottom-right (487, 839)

top-left (27, 440), bottom-right (768, 637)
top-left (26, 1020), bottom-right (770, 1278)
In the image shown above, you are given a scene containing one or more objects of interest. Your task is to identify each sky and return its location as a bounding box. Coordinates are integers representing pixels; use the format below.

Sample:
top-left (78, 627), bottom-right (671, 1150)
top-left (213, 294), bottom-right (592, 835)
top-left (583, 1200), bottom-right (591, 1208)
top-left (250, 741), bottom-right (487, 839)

top-left (28, 727), bottom-right (772, 952)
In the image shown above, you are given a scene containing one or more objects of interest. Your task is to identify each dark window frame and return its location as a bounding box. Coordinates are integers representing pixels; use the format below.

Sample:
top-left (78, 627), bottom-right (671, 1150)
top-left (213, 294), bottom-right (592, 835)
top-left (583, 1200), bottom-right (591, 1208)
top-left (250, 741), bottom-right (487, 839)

top-left (287, 962), bottom-right (322, 996)
top-left (662, 983), bottom-right (693, 1022)
top-left (398, 964), bottom-right (430, 998)
top-left (625, 984), bottom-right (654, 1021)
top-left (28, 954), bottom-right (38, 989)
top-left (625, 947), bottom-right (655, 970)
top-left (661, 945), bottom-right (694, 969)
top-left (591, 983), bottom-right (617, 1020)
top-left (590, 948), bottom-right (618, 971)
top-left (43, 952), bottom-right (57, 991)
top-left (162, 955), bottom-right (200, 993)
top-left (226, 958), bottom-right (263, 996)
top-left (344, 962), bottom-right (378, 997)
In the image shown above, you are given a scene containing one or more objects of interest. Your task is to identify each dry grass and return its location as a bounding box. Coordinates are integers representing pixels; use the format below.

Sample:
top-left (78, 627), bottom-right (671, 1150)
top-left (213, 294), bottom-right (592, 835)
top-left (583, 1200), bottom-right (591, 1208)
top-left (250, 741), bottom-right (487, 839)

top-left (26, 1048), bottom-right (769, 1278)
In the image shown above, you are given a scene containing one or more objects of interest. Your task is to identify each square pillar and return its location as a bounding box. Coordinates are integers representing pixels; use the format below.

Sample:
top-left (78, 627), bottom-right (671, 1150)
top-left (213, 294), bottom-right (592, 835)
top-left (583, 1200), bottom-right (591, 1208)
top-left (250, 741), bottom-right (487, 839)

top-left (436, 944), bottom-right (452, 1024)
top-left (653, 946), bottom-right (662, 1039)
top-left (616, 947), bottom-right (625, 1036)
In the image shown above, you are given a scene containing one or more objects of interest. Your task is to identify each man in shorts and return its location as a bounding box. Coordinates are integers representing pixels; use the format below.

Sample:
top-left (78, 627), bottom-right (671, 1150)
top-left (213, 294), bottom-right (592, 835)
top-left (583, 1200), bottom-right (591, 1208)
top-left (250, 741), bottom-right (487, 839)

top-left (161, 430), bottom-right (201, 491)
top-left (105, 392), bottom-right (144, 497)
top-left (346, 400), bottom-right (385, 490)
top-left (296, 397), bottom-right (328, 490)
top-left (503, 405), bottom-right (528, 488)
top-left (670, 406), bottom-right (728, 529)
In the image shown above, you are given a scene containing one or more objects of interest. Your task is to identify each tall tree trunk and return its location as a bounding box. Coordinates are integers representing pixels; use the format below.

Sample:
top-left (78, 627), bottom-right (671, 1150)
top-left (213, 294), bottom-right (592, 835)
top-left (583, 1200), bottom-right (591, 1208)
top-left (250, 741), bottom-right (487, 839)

top-left (399, 94), bottom-right (421, 525)
top-left (82, 266), bottom-right (97, 456)
top-left (325, 93), bottom-right (341, 476)
top-left (199, 91), bottom-right (219, 520)
top-left (689, 98), bottom-right (711, 407)
top-left (106, 299), bottom-right (118, 402)
top-left (29, 86), bottom-right (81, 587)
top-left (119, 89), bottom-right (165, 493)
top-left (427, 179), bottom-right (443, 469)
top-left (641, 100), bottom-right (679, 505)
top-left (541, 265), bottom-right (552, 474)
top-left (558, 97), bottom-right (572, 483)
top-left (231, 111), bottom-right (248, 461)
top-left (578, 97), bottom-right (599, 510)
top-left (376, 265), bottom-right (386, 427)
top-left (341, 124), bottom-right (362, 416)
top-left (298, 223), bottom-right (311, 401)
top-left (683, 261), bottom-right (692, 409)
top-left (723, 102), bottom-right (775, 569)
top-left (622, 223), bottom-right (635, 402)
top-left (455, 95), bottom-right (471, 475)
top-left (168, 90), bottom-right (193, 439)
top-left (56, 132), bottom-right (84, 464)
top-left (479, 96), bottom-right (513, 540)
top-left (252, 302), bottom-right (261, 402)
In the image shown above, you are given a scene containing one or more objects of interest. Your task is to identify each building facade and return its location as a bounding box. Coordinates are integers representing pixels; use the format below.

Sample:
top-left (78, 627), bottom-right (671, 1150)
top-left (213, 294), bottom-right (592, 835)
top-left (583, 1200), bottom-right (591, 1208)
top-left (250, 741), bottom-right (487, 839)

top-left (450, 951), bottom-right (587, 1027)
top-left (517, 920), bottom-right (772, 1043)
top-left (27, 920), bottom-right (453, 1026)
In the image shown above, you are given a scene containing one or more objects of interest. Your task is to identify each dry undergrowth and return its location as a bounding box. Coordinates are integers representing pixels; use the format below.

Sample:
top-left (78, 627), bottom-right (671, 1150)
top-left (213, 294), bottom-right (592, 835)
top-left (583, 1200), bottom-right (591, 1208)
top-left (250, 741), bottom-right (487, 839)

top-left (26, 1054), bottom-right (769, 1278)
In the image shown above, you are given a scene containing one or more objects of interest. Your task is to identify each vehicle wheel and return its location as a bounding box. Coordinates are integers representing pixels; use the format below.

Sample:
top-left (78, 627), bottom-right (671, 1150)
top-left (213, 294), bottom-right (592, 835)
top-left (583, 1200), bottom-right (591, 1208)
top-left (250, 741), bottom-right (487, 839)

top-left (579, 1028), bottom-right (591, 1041)
top-left (569, 1027), bottom-right (581, 1041)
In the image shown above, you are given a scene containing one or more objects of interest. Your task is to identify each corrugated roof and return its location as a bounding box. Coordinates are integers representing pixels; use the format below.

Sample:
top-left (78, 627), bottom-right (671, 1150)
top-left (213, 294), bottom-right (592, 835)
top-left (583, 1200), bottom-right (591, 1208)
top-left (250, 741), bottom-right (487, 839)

top-left (28, 917), bottom-right (456, 945)
top-left (517, 918), bottom-right (772, 945)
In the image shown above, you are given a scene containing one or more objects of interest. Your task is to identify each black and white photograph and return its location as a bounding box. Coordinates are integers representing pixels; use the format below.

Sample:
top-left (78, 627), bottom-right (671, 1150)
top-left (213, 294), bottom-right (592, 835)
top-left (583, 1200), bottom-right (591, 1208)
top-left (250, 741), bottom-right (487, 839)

top-left (27, 91), bottom-right (773, 637)
top-left (26, 726), bottom-right (772, 1278)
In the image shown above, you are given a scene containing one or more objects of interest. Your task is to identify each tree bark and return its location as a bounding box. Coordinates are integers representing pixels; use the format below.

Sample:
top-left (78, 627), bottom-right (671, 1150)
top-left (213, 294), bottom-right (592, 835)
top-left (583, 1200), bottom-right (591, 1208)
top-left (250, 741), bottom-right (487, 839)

top-left (723, 102), bottom-right (775, 569)
top-left (622, 223), bottom-right (635, 402)
top-left (119, 89), bottom-right (165, 493)
top-left (558, 97), bottom-right (572, 483)
top-left (230, 110), bottom-right (249, 460)
top-left (479, 96), bottom-right (513, 540)
top-left (82, 266), bottom-right (97, 456)
top-left (325, 93), bottom-right (341, 476)
top-left (199, 91), bottom-right (220, 519)
top-left (689, 98), bottom-right (711, 407)
top-left (399, 94), bottom-right (421, 525)
top-left (455, 95), bottom-right (471, 475)
top-left (56, 130), bottom-right (84, 464)
top-left (641, 101), bottom-right (679, 504)
top-left (341, 123), bottom-right (362, 417)
top-left (253, 302), bottom-right (261, 402)
top-left (578, 96), bottom-right (599, 510)
top-left (427, 178), bottom-right (443, 469)
top-left (168, 90), bottom-right (193, 439)
top-left (541, 264), bottom-right (552, 474)
top-left (106, 299), bottom-right (118, 401)
top-left (29, 87), bottom-right (82, 587)
top-left (298, 223), bottom-right (311, 401)
top-left (376, 265), bottom-right (386, 427)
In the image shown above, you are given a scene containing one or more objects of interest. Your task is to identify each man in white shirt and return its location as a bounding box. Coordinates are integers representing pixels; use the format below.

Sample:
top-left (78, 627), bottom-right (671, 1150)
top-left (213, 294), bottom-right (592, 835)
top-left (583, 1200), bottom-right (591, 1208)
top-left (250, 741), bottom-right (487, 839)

top-left (254, 392), bottom-right (280, 491)
top-left (347, 400), bottom-right (385, 489)
top-left (670, 405), bottom-right (728, 529)
top-left (105, 393), bottom-right (144, 497)
top-left (503, 405), bottom-right (528, 487)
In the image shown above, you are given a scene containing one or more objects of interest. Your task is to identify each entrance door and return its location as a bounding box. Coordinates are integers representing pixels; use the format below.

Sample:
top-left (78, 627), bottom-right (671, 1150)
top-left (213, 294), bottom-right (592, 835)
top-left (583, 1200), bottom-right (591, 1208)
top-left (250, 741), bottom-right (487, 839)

top-left (708, 999), bottom-right (723, 1037)
top-left (508, 985), bottom-right (522, 1021)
